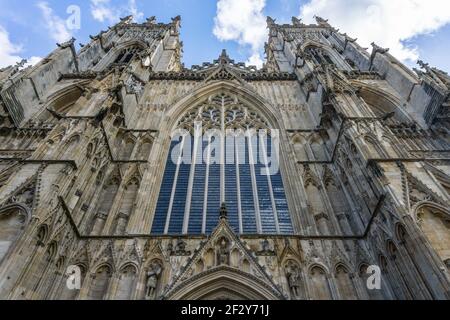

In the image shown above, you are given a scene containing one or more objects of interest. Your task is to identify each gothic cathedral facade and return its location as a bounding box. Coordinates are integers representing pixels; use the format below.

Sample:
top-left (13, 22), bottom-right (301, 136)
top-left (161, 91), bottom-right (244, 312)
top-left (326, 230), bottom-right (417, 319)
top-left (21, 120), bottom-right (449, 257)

top-left (0, 15), bottom-right (449, 300)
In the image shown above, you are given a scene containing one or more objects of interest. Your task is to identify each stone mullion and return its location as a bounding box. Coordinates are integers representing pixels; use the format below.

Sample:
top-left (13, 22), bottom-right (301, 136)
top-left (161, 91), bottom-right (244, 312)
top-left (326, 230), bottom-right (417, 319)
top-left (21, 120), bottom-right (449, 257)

top-left (247, 132), bottom-right (262, 234)
top-left (182, 130), bottom-right (199, 234)
top-left (235, 139), bottom-right (243, 234)
top-left (202, 137), bottom-right (211, 234)
top-left (164, 135), bottom-right (186, 234)
top-left (259, 136), bottom-right (280, 233)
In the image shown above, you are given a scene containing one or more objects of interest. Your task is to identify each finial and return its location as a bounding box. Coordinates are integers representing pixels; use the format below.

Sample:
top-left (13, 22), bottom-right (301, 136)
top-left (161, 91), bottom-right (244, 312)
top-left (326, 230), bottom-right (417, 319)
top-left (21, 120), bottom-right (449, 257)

top-left (219, 203), bottom-right (228, 220)
top-left (218, 49), bottom-right (230, 65)
top-left (417, 60), bottom-right (428, 69)
top-left (172, 15), bottom-right (181, 23)
top-left (267, 16), bottom-right (276, 26)
top-left (120, 15), bottom-right (133, 24)
top-left (146, 16), bottom-right (156, 24)
top-left (292, 16), bottom-right (302, 26)
top-left (314, 15), bottom-right (329, 25)
top-left (57, 37), bottom-right (76, 48)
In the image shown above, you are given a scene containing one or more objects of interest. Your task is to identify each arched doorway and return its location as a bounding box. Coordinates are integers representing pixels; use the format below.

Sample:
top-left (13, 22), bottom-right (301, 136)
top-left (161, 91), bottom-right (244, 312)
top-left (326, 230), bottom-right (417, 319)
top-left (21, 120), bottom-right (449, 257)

top-left (165, 266), bottom-right (284, 300)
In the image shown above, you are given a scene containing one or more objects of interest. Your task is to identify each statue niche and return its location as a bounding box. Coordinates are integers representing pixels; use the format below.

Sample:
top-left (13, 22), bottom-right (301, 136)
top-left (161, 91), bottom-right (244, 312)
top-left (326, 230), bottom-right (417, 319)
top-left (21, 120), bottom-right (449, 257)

top-left (216, 237), bottom-right (230, 266)
top-left (145, 260), bottom-right (162, 300)
top-left (285, 260), bottom-right (304, 299)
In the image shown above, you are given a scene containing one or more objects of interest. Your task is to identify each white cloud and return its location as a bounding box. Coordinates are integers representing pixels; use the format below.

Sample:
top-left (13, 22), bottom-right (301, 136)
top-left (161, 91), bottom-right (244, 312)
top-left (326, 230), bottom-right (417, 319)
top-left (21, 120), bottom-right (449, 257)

top-left (90, 0), bottom-right (144, 24)
top-left (213, 0), bottom-right (268, 68)
top-left (299, 0), bottom-right (450, 63)
top-left (128, 0), bottom-right (144, 22)
top-left (91, 0), bottom-right (120, 23)
top-left (37, 1), bottom-right (72, 44)
top-left (26, 56), bottom-right (43, 67)
top-left (0, 25), bottom-right (41, 69)
top-left (0, 25), bottom-right (23, 68)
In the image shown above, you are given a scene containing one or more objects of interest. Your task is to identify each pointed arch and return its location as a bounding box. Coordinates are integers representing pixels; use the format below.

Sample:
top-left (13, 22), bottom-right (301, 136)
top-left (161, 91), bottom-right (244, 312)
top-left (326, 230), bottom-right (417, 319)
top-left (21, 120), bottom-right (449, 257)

top-left (414, 203), bottom-right (450, 264)
top-left (0, 204), bottom-right (30, 263)
top-left (151, 80), bottom-right (296, 235)
top-left (353, 81), bottom-right (414, 124)
top-left (86, 263), bottom-right (112, 300)
top-left (165, 266), bottom-right (284, 300)
top-left (60, 134), bottom-right (81, 159)
top-left (113, 175), bottom-right (140, 235)
top-left (307, 264), bottom-right (332, 300)
top-left (334, 263), bottom-right (358, 300)
top-left (114, 263), bottom-right (138, 300)
top-left (90, 169), bottom-right (121, 235)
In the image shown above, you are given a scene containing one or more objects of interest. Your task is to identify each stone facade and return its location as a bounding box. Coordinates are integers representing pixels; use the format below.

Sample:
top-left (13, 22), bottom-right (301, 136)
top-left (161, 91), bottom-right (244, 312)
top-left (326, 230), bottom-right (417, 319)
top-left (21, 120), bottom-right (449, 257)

top-left (0, 15), bottom-right (449, 300)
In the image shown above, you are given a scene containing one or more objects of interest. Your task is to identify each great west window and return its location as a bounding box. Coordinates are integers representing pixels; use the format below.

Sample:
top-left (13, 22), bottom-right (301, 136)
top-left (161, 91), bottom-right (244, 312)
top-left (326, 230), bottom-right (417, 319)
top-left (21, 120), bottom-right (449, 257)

top-left (151, 93), bottom-right (294, 235)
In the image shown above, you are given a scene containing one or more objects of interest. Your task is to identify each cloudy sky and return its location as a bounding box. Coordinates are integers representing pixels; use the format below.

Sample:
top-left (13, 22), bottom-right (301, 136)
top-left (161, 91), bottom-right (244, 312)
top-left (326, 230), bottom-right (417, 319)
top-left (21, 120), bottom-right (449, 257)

top-left (0, 0), bottom-right (449, 72)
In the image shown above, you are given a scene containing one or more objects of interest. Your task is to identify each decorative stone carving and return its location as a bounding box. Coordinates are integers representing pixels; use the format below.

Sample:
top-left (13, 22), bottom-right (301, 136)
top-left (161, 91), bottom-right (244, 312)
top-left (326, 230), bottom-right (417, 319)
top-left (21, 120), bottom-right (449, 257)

top-left (145, 261), bottom-right (162, 300)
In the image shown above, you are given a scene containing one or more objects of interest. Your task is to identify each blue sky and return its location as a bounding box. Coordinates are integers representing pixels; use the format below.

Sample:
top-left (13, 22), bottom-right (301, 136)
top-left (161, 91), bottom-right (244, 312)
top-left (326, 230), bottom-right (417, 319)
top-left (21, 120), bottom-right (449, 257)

top-left (0, 0), bottom-right (449, 72)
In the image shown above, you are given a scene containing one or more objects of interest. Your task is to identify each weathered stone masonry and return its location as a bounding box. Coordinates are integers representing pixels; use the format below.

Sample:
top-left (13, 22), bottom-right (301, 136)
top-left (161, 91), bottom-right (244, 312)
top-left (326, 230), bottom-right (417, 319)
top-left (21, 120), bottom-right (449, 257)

top-left (0, 15), bottom-right (449, 300)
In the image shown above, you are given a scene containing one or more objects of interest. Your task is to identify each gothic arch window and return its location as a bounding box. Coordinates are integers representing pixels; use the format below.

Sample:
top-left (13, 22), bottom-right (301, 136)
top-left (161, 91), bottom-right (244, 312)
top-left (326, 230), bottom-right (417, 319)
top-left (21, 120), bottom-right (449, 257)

top-left (47, 87), bottom-right (83, 116)
top-left (114, 46), bottom-right (141, 64)
top-left (151, 92), bottom-right (293, 235)
top-left (27, 241), bottom-right (58, 294)
top-left (292, 135), bottom-right (308, 161)
top-left (305, 46), bottom-right (335, 65)
top-left (417, 205), bottom-right (450, 264)
top-left (358, 87), bottom-right (411, 124)
top-left (58, 264), bottom-right (86, 300)
top-left (115, 264), bottom-right (138, 300)
top-left (61, 134), bottom-right (80, 159)
top-left (87, 264), bottom-right (112, 300)
top-left (119, 136), bottom-right (135, 160)
top-left (0, 206), bottom-right (28, 262)
top-left (91, 175), bottom-right (120, 235)
top-left (113, 177), bottom-right (140, 235)
top-left (114, 47), bottom-right (139, 63)
top-left (364, 135), bottom-right (385, 158)
top-left (325, 178), bottom-right (352, 232)
top-left (334, 264), bottom-right (357, 300)
top-left (309, 265), bottom-right (332, 300)
top-left (138, 137), bottom-right (153, 160)
top-left (309, 135), bottom-right (327, 161)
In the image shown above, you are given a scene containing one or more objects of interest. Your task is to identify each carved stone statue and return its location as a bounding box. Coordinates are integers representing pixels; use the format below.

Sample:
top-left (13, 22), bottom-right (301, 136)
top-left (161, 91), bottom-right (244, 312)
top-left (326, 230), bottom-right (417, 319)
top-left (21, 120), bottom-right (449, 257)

top-left (217, 237), bottom-right (230, 266)
top-left (285, 261), bottom-right (302, 299)
top-left (145, 262), bottom-right (162, 300)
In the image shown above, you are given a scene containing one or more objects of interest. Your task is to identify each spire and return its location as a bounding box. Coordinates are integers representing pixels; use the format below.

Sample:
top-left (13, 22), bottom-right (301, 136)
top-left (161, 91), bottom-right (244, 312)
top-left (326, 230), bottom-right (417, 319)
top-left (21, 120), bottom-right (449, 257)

top-left (218, 49), bottom-right (231, 65)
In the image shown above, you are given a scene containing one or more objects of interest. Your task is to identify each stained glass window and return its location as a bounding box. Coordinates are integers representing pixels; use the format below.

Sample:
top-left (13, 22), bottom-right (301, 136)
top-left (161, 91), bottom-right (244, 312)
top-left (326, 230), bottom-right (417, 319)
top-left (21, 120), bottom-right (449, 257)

top-left (151, 93), bottom-right (294, 235)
